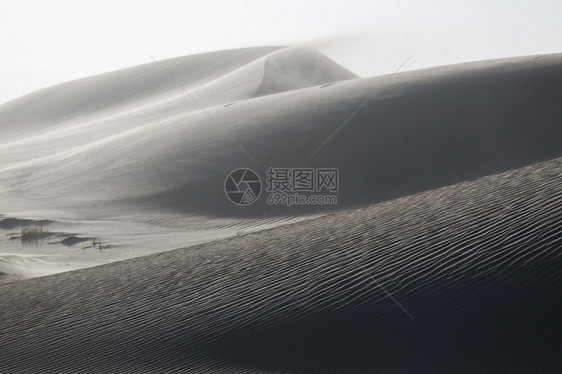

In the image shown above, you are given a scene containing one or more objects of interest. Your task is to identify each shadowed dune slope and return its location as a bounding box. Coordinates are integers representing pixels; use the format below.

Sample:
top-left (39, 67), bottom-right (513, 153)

top-left (0, 157), bottom-right (560, 373)
top-left (1, 53), bottom-right (559, 219)
top-left (149, 53), bottom-right (562, 217)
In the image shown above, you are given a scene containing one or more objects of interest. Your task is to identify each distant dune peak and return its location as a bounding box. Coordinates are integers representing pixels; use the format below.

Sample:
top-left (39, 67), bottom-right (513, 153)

top-left (190, 46), bottom-right (358, 106)
top-left (0, 46), bottom-right (356, 139)
top-left (256, 46), bottom-right (359, 96)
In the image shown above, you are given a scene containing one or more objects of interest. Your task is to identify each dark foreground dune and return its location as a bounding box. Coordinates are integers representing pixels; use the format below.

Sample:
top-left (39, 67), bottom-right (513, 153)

top-left (1, 157), bottom-right (560, 373)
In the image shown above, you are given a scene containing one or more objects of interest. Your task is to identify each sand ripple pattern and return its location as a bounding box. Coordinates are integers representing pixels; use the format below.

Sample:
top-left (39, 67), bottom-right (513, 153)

top-left (0, 158), bottom-right (561, 373)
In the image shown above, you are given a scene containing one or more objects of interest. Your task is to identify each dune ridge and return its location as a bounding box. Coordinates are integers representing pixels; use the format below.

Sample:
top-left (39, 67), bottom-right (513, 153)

top-left (0, 47), bottom-right (282, 137)
top-left (0, 46), bottom-right (356, 140)
top-left (191, 47), bottom-right (358, 106)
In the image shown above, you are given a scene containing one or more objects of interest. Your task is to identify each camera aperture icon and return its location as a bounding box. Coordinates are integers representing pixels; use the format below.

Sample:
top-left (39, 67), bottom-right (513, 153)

top-left (225, 168), bottom-right (262, 206)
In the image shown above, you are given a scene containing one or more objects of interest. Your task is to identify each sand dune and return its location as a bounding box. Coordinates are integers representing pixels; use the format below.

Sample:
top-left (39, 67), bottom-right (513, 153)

top-left (0, 46), bottom-right (561, 371)
top-left (0, 51), bottom-right (560, 221)
top-left (0, 157), bottom-right (560, 373)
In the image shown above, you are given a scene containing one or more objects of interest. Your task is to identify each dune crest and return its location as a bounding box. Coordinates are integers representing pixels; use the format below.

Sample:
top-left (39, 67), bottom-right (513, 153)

top-left (191, 47), bottom-right (358, 106)
top-left (256, 46), bottom-right (359, 96)
top-left (0, 47), bottom-right (282, 139)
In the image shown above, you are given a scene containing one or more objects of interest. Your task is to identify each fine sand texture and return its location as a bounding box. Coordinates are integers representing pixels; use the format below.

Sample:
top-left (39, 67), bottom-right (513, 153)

top-left (0, 157), bottom-right (560, 373)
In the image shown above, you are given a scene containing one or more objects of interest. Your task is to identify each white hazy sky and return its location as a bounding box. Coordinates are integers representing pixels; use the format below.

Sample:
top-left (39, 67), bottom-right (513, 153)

top-left (1, 0), bottom-right (561, 105)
